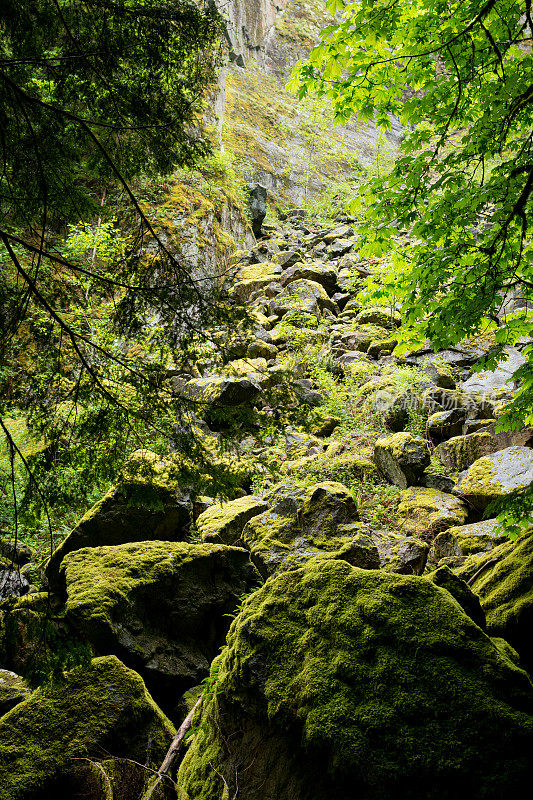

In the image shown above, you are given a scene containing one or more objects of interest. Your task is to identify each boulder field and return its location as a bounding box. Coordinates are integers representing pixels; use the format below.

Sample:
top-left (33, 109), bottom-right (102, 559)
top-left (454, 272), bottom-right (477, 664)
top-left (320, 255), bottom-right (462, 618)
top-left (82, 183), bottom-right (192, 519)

top-left (1, 213), bottom-right (532, 798)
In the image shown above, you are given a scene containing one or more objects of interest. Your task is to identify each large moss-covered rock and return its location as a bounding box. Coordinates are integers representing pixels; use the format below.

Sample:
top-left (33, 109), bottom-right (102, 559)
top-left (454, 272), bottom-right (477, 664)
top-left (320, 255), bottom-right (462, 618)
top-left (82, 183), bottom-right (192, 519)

top-left (370, 529), bottom-right (429, 574)
top-left (454, 446), bottom-right (533, 510)
top-left (397, 487), bottom-right (468, 536)
top-left (269, 279), bottom-right (338, 318)
top-left (177, 560), bottom-right (533, 800)
top-left (373, 432), bottom-right (431, 488)
top-left (241, 482), bottom-right (361, 577)
top-left (179, 375), bottom-right (262, 405)
top-left (197, 495), bottom-right (268, 545)
top-left (356, 306), bottom-right (401, 328)
top-left (435, 431), bottom-right (496, 470)
top-left (458, 531), bottom-right (533, 672)
top-left (0, 655), bottom-right (175, 800)
top-left (61, 541), bottom-right (259, 716)
top-left (46, 449), bottom-right (194, 589)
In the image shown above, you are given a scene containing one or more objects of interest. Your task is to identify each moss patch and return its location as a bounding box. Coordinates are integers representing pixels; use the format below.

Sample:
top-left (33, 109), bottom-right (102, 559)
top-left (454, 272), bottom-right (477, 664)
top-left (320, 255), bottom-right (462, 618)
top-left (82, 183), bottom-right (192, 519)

top-left (178, 560), bottom-right (533, 800)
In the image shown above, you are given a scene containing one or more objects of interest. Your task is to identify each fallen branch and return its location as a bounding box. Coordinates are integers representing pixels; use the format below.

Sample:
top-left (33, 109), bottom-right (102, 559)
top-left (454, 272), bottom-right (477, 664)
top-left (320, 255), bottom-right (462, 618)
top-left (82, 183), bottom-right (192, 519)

top-left (142, 695), bottom-right (202, 800)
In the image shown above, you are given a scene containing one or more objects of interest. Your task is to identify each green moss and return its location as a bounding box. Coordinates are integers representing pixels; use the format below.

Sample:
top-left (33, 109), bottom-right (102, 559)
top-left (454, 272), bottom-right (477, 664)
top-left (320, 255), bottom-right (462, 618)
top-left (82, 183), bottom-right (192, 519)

top-left (0, 655), bottom-right (175, 800)
top-left (436, 432), bottom-right (494, 471)
top-left (178, 560), bottom-right (533, 800)
top-left (241, 482), bottom-right (360, 577)
top-left (397, 487), bottom-right (468, 535)
top-left (458, 529), bottom-right (533, 670)
top-left (197, 495), bottom-right (268, 545)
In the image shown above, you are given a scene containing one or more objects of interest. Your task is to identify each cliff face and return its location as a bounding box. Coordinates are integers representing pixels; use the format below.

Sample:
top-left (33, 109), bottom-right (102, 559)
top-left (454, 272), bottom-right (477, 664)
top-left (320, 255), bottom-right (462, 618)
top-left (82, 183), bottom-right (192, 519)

top-left (215, 0), bottom-right (402, 206)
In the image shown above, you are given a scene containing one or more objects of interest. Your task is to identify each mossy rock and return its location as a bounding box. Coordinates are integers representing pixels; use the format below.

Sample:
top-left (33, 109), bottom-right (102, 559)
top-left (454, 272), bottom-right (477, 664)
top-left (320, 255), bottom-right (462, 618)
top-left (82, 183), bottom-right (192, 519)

top-left (428, 564), bottom-right (485, 629)
top-left (356, 306), bottom-right (401, 329)
top-left (454, 446), bottom-right (533, 510)
top-left (366, 336), bottom-right (398, 359)
top-left (269, 279), bottom-right (337, 317)
top-left (428, 519), bottom-right (506, 568)
top-left (397, 487), bottom-right (468, 537)
top-left (0, 655), bottom-right (175, 800)
top-left (46, 449), bottom-right (194, 589)
top-left (279, 262), bottom-right (337, 289)
top-left (197, 495), bottom-right (268, 545)
top-left (426, 408), bottom-right (466, 441)
top-left (335, 324), bottom-right (390, 352)
top-left (370, 528), bottom-right (429, 575)
top-left (177, 560), bottom-right (533, 800)
top-left (373, 432), bottom-right (431, 488)
top-left (222, 357), bottom-right (269, 379)
top-left (179, 375), bottom-right (262, 405)
top-left (457, 530), bottom-right (533, 672)
top-left (233, 262), bottom-right (279, 301)
top-left (61, 541), bottom-right (259, 717)
top-left (0, 669), bottom-right (30, 715)
top-left (241, 482), bottom-right (360, 577)
top-left (435, 431), bottom-right (496, 471)
top-left (0, 539), bottom-right (35, 567)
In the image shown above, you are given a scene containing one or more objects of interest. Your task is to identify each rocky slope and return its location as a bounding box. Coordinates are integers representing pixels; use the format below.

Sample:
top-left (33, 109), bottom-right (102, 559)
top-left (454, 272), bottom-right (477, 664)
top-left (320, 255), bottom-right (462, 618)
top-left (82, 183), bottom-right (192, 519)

top-left (1, 211), bottom-right (532, 799)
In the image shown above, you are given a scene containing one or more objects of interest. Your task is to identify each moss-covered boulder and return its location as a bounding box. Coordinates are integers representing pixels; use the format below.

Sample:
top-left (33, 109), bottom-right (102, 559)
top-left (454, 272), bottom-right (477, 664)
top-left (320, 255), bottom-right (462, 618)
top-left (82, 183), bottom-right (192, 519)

top-left (397, 487), bottom-right (468, 537)
top-left (435, 431), bottom-right (496, 470)
top-left (454, 446), bottom-right (533, 510)
top-left (457, 530), bottom-right (533, 672)
top-left (0, 539), bottom-right (34, 567)
top-left (61, 541), bottom-right (259, 716)
top-left (179, 374), bottom-right (262, 405)
top-left (426, 408), bottom-right (467, 440)
top-left (197, 495), bottom-right (268, 545)
top-left (46, 449), bottom-right (194, 589)
top-left (279, 262), bottom-right (337, 290)
top-left (0, 669), bottom-right (30, 715)
top-left (356, 306), bottom-right (401, 328)
top-left (373, 432), bottom-right (431, 488)
top-left (0, 570), bottom-right (29, 601)
top-left (0, 655), bottom-right (175, 800)
top-left (232, 262), bottom-right (279, 301)
top-left (269, 279), bottom-right (338, 318)
top-left (428, 519), bottom-right (506, 567)
top-left (177, 560), bottom-right (533, 800)
top-left (370, 528), bottom-right (429, 574)
top-left (241, 482), bottom-right (361, 577)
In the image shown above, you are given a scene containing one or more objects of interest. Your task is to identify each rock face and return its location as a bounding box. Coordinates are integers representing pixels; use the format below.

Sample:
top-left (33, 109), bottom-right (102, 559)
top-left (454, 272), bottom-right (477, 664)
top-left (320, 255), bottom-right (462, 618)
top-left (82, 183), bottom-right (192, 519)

top-left (178, 560), bottom-right (533, 800)
top-left (46, 449), bottom-right (193, 589)
top-left (454, 446), bottom-right (533, 510)
top-left (0, 571), bottom-right (29, 602)
top-left (373, 432), bottom-right (431, 488)
top-left (0, 655), bottom-right (175, 800)
top-left (247, 184), bottom-right (267, 237)
top-left (60, 542), bottom-right (259, 716)
top-left (458, 530), bottom-right (533, 672)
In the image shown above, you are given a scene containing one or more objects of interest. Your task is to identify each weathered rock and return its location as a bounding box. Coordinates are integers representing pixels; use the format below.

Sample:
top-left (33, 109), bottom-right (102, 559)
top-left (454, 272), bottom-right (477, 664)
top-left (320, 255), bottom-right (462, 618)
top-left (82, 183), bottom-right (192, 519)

top-left (241, 482), bottom-right (360, 577)
top-left (367, 336), bottom-right (398, 359)
top-left (179, 374), bottom-right (262, 405)
top-left (277, 249), bottom-right (304, 269)
top-left (421, 386), bottom-right (477, 415)
top-left (420, 465), bottom-right (456, 493)
top-left (61, 541), bottom-right (259, 716)
top-left (328, 237), bottom-right (355, 258)
top-left (453, 446), bottom-right (533, 510)
top-left (0, 669), bottom-right (30, 715)
top-left (373, 432), bottom-right (431, 488)
top-left (429, 519), bottom-right (506, 568)
top-left (0, 655), bottom-right (175, 800)
top-left (435, 431), bottom-right (496, 471)
top-left (0, 571), bottom-right (30, 602)
top-left (356, 306), bottom-right (401, 329)
top-left (427, 408), bottom-right (467, 440)
top-left (279, 263), bottom-right (337, 290)
top-left (370, 529), bottom-right (429, 574)
top-left (461, 347), bottom-right (525, 395)
top-left (458, 530), bottom-right (533, 671)
top-left (178, 560), bottom-right (533, 800)
top-left (0, 539), bottom-right (34, 567)
top-left (398, 487), bottom-right (468, 536)
top-left (428, 565), bottom-right (486, 629)
top-left (197, 496), bottom-right (268, 545)
top-left (247, 184), bottom-right (267, 238)
top-left (46, 450), bottom-right (193, 589)
top-left (247, 339), bottom-right (278, 360)
top-left (232, 262), bottom-right (279, 301)
top-left (309, 414), bottom-right (341, 437)
top-left (269, 279), bottom-right (338, 318)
